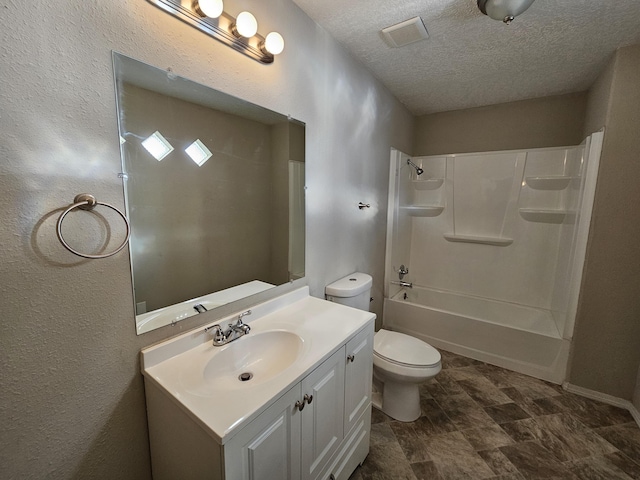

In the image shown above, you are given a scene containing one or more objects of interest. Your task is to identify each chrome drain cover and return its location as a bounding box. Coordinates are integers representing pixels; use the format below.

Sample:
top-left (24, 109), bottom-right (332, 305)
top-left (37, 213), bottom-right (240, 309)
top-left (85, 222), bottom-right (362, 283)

top-left (238, 372), bottom-right (253, 382)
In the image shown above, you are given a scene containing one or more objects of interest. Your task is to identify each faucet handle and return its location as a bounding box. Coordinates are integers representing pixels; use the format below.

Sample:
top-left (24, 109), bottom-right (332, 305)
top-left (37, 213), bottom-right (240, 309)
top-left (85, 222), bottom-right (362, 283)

top-left (204, 324), bottom-right (225, 343)
top-left (238, 310), bottom-right (252, 320)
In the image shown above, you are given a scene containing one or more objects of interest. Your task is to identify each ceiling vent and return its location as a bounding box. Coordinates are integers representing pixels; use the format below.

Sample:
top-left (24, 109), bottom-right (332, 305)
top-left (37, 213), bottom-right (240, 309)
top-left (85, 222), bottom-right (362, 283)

top-left (381, 17), bottom-right (429, 48)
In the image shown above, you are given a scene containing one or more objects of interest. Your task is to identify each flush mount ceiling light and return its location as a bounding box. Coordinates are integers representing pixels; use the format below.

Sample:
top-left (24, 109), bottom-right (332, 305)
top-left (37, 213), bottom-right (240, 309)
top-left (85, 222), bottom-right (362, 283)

top-left (477, 0), bottom-right (535, 24)
top-left (146, 0), bottom-right (284, 64)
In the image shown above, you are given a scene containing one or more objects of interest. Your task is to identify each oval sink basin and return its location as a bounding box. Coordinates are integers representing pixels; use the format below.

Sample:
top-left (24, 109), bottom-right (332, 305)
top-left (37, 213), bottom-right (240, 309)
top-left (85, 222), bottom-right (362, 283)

top-left (182, 331), bottom-right (305, 394)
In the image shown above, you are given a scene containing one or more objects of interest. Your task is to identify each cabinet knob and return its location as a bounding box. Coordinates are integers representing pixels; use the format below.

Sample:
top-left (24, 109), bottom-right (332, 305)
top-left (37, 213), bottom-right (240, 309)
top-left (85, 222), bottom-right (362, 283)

top-left (295, 400), bottom-right (305, 411)
top-left (304, 394), bottom-right (313, 405)
top-left (347, 354), bottom-right (355, 363)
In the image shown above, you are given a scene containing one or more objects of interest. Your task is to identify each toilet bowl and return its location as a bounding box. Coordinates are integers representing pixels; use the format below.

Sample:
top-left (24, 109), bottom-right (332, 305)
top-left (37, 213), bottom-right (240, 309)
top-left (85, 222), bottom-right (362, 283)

top-left (325, 272), bottom-right (442, 423)
top-left (373, 328), bottom-right (441, 422)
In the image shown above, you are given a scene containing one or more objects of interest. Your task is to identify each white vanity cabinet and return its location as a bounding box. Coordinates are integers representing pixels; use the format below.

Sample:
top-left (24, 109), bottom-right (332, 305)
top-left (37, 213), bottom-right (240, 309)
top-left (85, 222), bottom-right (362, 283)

top-left (141, 289), bottom-right (375, 480)
top-left (224, 327), bottom-right (374, 480)
top-left (226, 347), bottom-right (346, 480)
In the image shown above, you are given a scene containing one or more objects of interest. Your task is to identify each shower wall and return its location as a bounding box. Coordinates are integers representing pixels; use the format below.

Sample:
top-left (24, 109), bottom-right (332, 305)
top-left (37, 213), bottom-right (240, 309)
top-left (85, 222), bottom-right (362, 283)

top-left (385, 137), bottom-right (602, 382)
top-left (387, 142), bottom-right (595, 341)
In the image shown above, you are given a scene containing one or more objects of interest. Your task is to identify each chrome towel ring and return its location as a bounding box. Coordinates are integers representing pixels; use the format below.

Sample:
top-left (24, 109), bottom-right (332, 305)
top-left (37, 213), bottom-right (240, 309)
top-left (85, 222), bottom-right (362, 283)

top-left (56, 193), bottom-right (131, 259)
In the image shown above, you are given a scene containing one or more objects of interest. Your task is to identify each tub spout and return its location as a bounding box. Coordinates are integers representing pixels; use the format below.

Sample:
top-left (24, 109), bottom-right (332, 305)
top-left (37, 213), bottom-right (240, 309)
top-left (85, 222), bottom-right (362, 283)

top-left (391, 280), bottom-right (413, 288)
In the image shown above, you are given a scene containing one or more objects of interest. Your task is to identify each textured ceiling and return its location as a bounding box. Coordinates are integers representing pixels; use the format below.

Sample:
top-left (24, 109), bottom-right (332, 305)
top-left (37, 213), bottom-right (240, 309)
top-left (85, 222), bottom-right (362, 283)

top-left (292, 0), bottom-right (640, 115)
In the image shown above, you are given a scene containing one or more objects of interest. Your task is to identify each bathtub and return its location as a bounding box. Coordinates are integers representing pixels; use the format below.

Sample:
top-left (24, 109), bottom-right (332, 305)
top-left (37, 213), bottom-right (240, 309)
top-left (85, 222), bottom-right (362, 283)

top-left (383, 286), bottom-right (570, 383)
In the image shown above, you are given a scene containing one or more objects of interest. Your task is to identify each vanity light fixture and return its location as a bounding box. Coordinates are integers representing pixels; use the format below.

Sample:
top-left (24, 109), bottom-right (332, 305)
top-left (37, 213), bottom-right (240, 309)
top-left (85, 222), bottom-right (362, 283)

top-left (185, 139), bottom-right (213, 166)
top-left (232, 11), bottom-right (258, 38)
top-left (142, 131), bottom-right (174, 161)
top-left (260, 32), bottom-right (285, 56)
top-left (194, 0), bottom-right (223, 19)
top-left (146, 0), bottom-right (284, 64)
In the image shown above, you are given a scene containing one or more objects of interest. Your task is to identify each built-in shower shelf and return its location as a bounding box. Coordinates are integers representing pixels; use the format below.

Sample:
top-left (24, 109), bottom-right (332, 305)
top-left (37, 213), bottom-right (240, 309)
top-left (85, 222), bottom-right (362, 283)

top-left (519, 209), bottom-right (576, 224)
top-left (403, 205), bottom-right (444, 217)
top-left (443, 234), bottom-right (513, 246)
top-left (525, 176), bottom-right (578, 190)
top-left (412, 178), bottom-right (444, 190)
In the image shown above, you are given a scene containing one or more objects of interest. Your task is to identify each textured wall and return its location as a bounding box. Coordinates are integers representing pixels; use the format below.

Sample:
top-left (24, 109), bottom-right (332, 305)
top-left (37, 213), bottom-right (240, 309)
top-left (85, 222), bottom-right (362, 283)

top-left (413, 93), bottom-right (587, 156)
top-left (569, 44), bottom-right (640, 400)
top-left (0, 1), bottom-right (413, 478)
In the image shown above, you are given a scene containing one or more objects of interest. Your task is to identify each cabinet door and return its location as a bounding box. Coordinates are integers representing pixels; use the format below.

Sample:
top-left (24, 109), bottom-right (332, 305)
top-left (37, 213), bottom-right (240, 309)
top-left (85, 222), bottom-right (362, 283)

top-left (224, 385), bottom-right (302, 480)
top-left (301, 348), bottom-right (345, 480)
top-left (344, 326), bottom-right (374, 435)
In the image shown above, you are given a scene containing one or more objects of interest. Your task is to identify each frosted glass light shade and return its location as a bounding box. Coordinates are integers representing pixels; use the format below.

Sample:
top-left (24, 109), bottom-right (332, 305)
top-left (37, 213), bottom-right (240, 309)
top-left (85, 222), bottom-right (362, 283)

top-left (478, 0), bottom-right (535, 22)
top-left (195, 0), bottom-right (223, 18)
top-left (263, 32), bottom-right (285, 55)
top-left (235, 11), bottom-right (258, 37)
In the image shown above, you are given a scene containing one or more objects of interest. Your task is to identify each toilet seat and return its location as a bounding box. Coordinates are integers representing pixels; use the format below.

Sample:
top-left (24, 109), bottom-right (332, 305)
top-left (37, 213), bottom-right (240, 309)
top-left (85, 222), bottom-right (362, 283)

top-left (374, 329), bottom-right (441, 368)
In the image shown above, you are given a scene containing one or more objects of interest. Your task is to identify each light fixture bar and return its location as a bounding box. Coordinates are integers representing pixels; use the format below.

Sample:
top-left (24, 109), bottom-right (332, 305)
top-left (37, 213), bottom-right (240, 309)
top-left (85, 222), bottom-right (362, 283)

top-left (146, 0), bottom-right (275, 64)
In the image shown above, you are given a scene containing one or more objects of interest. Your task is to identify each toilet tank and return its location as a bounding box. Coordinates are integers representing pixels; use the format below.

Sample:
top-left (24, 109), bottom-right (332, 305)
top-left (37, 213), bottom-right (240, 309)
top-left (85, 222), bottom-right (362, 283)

top-left (325, 272), bottom-right (373, 312)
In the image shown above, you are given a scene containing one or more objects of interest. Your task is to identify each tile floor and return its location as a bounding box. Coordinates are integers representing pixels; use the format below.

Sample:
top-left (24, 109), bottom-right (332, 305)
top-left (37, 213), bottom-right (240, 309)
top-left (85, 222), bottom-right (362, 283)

top-left (349, 350), bottom-right (640, 480)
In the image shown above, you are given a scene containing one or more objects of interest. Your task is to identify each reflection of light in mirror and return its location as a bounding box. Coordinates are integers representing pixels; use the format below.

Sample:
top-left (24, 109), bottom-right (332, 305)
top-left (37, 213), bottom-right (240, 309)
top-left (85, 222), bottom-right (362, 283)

top-left (185, 139), bottom-right (213, 166)
top-left (142, 131), bottom-right (173, 161)
top-left (120, 136), bottom-right (126, 145)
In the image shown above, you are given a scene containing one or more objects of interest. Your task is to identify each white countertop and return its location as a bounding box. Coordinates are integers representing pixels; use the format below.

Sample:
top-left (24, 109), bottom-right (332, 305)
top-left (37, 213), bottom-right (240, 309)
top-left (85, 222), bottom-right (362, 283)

top-left (141, 287), bottom-right (375, 444)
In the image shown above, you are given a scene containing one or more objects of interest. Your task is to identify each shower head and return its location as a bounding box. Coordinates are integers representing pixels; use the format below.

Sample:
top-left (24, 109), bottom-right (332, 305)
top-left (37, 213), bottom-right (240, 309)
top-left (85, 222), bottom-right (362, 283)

top-left (407, 158), bottom-right (424, 176)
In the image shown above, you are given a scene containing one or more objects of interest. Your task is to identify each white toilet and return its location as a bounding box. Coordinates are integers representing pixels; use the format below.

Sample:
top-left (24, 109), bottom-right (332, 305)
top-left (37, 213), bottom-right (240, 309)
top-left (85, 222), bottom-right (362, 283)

top-left (325, 272), bottom-right (442, 422)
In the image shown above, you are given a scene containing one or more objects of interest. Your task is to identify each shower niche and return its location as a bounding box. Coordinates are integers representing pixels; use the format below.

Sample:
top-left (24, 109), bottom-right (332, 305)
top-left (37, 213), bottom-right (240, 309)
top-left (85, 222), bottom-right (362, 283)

top-left (383, 133), bottom-right (603, 383)
top-left (402, 157), bottom-right (446, 217)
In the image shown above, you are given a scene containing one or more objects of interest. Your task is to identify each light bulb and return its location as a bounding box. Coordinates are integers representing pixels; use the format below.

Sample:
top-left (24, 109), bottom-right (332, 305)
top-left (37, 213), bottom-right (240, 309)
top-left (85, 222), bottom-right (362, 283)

top-left (262, 32), bottom-right (285, 55)
top-left (234, 11), bottom-right (258, 38)
top-left (195, 0), bottom-right (223, 18)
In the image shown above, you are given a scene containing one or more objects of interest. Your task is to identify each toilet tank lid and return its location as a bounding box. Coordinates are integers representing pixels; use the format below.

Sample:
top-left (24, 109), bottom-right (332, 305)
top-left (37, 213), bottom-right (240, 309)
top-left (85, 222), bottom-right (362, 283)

top-left (325, 272), bottom-right (373, 298)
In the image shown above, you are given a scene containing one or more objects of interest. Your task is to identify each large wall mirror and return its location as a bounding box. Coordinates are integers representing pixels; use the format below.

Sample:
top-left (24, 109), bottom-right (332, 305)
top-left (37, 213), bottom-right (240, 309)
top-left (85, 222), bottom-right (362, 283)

top-left (113, 53), bottom-right (305, 334)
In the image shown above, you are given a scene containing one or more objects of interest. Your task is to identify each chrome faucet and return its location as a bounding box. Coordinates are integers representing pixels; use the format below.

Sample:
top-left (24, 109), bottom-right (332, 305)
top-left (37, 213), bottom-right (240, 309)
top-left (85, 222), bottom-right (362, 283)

top-left (193, 303), bottom-right (208, 314)
top-left (204, 310), bottom-right (252, 346)
top-left (397, 264), bottom-right (409, 280)
top-left (230, 310), bottom-right (251, 335)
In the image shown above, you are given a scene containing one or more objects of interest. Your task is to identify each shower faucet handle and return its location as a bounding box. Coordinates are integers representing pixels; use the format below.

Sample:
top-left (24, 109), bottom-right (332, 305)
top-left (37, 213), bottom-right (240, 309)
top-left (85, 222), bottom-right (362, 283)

top-left (397, 264), bottom-right (409, 280)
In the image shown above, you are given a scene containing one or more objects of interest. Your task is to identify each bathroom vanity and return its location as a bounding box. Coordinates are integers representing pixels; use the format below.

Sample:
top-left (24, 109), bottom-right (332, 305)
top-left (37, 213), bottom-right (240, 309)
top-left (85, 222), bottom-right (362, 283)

top-left (141, 287), bottom-right (375, 480)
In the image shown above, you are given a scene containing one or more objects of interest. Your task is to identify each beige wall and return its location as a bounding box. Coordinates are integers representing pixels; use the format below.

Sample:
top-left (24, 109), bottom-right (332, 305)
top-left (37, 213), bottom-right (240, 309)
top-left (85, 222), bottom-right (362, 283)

top-left (269, 122), bottom-right (292, 283)
top-left (413, 93), bottom-right (587, 156)
top-left (0, 1), bottom-right (413, 478)
top-left (569, 44), bottom-right (640, 400)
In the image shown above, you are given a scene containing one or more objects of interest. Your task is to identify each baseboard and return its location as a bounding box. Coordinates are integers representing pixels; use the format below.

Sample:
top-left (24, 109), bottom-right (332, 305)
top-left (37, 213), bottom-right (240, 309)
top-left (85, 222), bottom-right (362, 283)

top-left (563, 382), bottom-right (640, 428)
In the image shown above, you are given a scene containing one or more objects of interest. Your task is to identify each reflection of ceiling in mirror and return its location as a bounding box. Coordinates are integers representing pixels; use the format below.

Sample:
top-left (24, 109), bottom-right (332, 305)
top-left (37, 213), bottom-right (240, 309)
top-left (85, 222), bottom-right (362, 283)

top-left (114, 52), bottom-right (289, 125)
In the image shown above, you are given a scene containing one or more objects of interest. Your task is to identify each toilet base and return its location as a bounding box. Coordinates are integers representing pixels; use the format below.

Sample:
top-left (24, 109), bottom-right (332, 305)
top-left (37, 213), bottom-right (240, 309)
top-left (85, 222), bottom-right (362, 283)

top-left (380, 379), bottom-right (421, 422)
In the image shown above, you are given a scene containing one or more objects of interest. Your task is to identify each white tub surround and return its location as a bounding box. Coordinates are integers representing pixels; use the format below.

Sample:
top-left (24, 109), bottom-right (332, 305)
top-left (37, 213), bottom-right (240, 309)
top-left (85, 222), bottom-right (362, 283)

top-left (142, 286), bottom-right (375, 480)
top-left (385, 132), bottom-right (603, 384)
